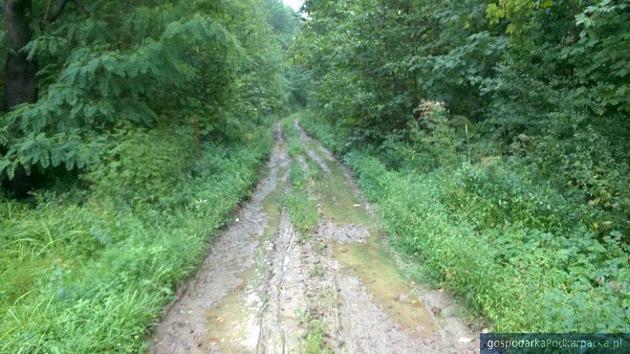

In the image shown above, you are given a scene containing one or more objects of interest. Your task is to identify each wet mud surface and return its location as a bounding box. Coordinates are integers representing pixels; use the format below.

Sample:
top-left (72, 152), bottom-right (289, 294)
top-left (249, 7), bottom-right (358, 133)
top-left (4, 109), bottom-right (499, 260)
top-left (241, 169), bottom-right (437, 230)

top-left (150, 120), bottom-right (478, 353)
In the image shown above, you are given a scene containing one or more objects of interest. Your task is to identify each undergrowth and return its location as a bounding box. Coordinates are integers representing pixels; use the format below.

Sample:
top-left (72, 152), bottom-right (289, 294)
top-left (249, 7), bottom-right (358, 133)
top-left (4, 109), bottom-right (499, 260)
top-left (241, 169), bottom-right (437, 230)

top-left (0, 123), bottom-right (272, 352)
top-left (300, 111), bottom-right (629, 332)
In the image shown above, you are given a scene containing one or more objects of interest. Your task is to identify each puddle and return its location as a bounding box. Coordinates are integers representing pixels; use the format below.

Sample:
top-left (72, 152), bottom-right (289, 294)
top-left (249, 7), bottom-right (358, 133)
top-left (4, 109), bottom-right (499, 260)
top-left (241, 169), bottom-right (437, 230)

top-left (296, 120), bottom-right (437, 337)
top-left (204, 267), bottom-right (262, 353)
top-left (331, 235), bottom-right (438, 337)
top-left (296, 124), bottom-right (371, 226)
top-left (261, 180), bottom-right (284, 241)
top-left (315, 168), bottom-right (372, 226)
top-left (203, 178), bottom-right (286, 353)
top-left (153, 121), bottom-right (477, 354)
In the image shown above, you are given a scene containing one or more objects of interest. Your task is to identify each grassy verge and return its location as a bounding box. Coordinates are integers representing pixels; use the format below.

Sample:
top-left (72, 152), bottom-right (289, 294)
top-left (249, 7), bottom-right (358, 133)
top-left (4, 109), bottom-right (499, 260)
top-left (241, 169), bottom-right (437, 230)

top-left (284, 163), bottom-right (318, 236)
top-left (282, 116), bottom-right (318, 236)
top-left (0, 123), bottom-right (272, 352)
top-left (300, 111), bottom-right (629, 332)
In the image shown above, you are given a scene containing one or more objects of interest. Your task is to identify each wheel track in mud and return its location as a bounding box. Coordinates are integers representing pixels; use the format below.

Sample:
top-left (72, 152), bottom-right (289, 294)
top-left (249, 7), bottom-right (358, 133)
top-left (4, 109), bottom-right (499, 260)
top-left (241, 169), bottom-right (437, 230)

top-left (150, 120), bottom-right (478, 354)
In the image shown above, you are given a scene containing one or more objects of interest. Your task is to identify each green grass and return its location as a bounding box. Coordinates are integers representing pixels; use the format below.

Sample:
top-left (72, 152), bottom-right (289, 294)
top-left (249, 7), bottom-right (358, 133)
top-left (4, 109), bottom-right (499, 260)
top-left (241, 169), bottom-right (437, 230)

top-left (297, 310), bottom-right (332, 354)
top-left (0, 124), bottom-right (273, 352)
top-left (284, 161), bottom-right (318, 236)
top-left (283, 114), bottom-right (305, 159)
top-left (282, 116), bottom-right (319, 236)
top-left (301, 112), bottom-right (630, 333)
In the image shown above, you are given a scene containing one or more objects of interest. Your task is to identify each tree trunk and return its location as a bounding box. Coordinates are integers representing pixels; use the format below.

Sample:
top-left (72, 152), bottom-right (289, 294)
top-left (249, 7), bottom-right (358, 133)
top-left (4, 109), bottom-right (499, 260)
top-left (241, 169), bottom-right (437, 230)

top-left (4, 0), bottom-right (37, 110)
top-left (2, 0), bottom-right (36, 197)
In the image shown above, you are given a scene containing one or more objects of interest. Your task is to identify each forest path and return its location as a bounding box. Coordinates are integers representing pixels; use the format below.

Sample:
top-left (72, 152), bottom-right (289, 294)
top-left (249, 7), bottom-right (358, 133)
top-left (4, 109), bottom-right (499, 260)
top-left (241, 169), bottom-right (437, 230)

top-left (149, 118), bottom-right (478, 354)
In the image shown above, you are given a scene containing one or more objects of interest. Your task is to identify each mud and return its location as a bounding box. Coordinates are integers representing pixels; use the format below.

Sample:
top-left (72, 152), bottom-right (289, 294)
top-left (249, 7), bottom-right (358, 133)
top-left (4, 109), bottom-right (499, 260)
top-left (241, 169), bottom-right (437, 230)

top-left (150, 120), bottom-right (478, 354)
top-left (150, 125), bottom-right (290, 354)
top-left (295, 120), bottom-right (332, 176)
top-left (257, 211), bottom-right (305, 352)
top-left (316, 219), bottom-right (370, 243)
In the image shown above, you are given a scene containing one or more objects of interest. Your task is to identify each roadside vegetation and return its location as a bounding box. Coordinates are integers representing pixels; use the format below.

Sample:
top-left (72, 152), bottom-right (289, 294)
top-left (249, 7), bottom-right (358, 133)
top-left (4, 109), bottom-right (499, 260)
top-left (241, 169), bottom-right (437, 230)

top-left (295, 0), bottom-right (629, 332)
top-left (0, 0), bottom-right (297, 351)
top-left (283, 117), bottom-right (319, 236)
top-left (1, 0), bottom-right (627, 350)
top-left (0, 131), bottom-right (271, 352)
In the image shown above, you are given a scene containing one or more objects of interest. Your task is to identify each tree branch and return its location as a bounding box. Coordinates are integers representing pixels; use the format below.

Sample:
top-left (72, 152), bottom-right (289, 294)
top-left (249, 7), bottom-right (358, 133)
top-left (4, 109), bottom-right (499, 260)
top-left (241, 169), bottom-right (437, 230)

top-left (45, 0), bottom-right (88, 23)
top-left (70, 0), bottom-right (88, 15)
top-left (46, 0), bottom-right (69, 23)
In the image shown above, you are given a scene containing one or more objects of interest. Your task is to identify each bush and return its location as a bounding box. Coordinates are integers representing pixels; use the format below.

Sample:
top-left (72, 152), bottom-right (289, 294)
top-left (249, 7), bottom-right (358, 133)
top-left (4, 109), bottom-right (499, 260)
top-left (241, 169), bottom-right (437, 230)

top-left (0, 126), bottom-right (272, 352)
top-left (347, 153), bottom-right (628, 332)
top-left (88, 127), bottom-right (194, 205)
top-left (304, 114), bottom-right (629, 332)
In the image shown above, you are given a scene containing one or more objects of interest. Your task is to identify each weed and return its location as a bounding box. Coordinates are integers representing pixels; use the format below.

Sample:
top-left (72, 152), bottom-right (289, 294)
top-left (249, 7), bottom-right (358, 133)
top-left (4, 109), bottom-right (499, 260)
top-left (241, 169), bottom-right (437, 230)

top-left (0, 125), bottom-right (273, 352)
top-left (283, 119), bottom-right (319, 236)
top-left (301, 112), bottom-right (630, 333)
top-left (309, 264), bottom-right (325, 278)
top-left (297, 310), bottom-right (333, 354)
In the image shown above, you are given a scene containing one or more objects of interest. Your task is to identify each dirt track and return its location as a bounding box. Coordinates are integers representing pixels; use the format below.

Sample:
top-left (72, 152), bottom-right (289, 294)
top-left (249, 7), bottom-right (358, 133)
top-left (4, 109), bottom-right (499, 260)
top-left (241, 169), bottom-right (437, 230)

top-left (150, 120), bottom-right (478, 354)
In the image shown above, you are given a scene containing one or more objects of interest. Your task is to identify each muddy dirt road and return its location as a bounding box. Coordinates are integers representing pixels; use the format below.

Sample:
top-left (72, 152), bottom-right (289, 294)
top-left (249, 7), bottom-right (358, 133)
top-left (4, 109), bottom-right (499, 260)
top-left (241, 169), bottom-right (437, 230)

top-left (150, 119), bottom-right (478, 354)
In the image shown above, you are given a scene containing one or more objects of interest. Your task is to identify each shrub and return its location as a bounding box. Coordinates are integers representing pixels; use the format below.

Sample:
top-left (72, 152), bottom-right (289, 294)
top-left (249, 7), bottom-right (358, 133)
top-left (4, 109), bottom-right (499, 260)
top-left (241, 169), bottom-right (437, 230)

top-left (0, 126), bottom-right (272, 352)
top-left (304, 114), bottom-right (629, 332)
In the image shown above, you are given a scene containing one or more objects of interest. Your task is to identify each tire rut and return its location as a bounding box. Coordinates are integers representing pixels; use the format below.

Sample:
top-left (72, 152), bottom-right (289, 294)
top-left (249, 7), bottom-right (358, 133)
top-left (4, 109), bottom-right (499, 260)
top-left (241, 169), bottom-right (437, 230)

top-left (149, 120), bottom-right (478, 354)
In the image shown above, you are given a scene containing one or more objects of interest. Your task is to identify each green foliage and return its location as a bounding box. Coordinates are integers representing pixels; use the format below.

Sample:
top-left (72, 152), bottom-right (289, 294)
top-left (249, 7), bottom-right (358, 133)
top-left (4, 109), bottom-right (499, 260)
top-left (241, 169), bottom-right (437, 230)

top-left (87, 127), bottom-right (193, 205)
top-left (1, 0), bottom-right (296, 179)
top-left (0, 0), bottom-right (296, 350)
top-left (0, 126), bottom-right (272, 352)
top-left (570, 1), bottom-right (629, 113)
top-left (302, 115), bottom-right (629, 332)
top-left (294, 0), bottom-right (629, 168)
top-left (295, 0), bottom-right (629, 332)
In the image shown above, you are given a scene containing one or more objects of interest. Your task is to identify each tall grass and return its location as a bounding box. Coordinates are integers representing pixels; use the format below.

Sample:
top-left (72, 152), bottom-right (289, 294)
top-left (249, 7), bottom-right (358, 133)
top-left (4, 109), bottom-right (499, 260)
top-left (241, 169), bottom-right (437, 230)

top-left (0, 124), bottom-right (272, 352)
top-left (301, 112), bottom-right (629, 332)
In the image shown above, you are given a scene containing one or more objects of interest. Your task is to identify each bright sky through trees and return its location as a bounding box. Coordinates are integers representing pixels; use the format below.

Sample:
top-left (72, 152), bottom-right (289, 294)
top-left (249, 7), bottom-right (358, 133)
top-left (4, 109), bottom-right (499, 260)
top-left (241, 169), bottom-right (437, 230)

top-left (283, 0), bottom-right (303, 11)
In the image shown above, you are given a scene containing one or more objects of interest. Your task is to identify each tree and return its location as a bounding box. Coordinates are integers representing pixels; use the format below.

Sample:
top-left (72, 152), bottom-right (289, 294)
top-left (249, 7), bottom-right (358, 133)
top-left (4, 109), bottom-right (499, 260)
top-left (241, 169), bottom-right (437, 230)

top-left (2, 0), bottom-right (85, 196)
top-left (3, 0), bottom-right (37, 111)
top-left (1, 0), bottom-right (294, 197)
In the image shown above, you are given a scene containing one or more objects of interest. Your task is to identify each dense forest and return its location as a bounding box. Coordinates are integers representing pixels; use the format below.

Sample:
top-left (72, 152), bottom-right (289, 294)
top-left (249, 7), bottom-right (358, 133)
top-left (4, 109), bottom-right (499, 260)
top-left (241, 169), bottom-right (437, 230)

top-left (0, 0), bottom-right (297, 351)
top-left (295, 0), bottom-right (628, 332)
top-left (0, 0), bottom-right (628, 352)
